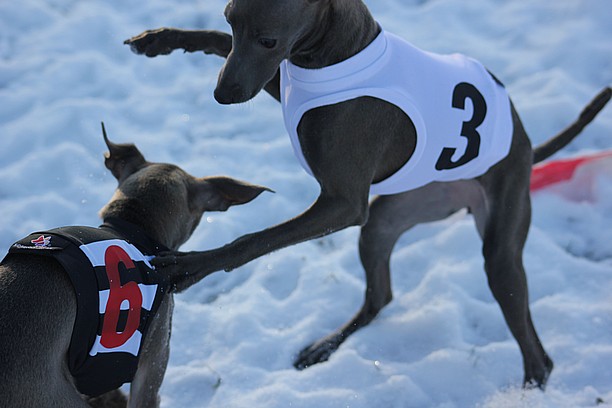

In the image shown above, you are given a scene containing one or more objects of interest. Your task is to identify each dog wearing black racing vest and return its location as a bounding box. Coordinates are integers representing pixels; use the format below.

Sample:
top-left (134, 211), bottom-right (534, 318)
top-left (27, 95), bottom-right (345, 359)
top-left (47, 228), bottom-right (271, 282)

top-left (0, 124), bottom-right (271, 408)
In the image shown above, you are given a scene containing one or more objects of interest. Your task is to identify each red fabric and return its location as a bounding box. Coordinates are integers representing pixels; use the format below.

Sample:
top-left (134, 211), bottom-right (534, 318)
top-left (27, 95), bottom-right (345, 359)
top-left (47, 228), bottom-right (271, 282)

top-left (530, 151), bottom-right (612, 191)
top-left (100, 245), bottom-right (143, 349)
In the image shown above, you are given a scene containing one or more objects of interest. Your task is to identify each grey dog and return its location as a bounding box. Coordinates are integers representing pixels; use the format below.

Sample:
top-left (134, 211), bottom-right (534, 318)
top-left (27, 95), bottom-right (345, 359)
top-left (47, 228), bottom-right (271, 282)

top-left (0, 125), bottom-right (270, 407)
top-left (125, 0), bottom-right (611, 389)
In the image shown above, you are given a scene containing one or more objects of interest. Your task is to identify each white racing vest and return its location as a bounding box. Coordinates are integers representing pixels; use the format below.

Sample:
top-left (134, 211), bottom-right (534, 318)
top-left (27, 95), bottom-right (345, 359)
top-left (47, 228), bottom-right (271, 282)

top-left (280, 29), bottom-right (513, 195)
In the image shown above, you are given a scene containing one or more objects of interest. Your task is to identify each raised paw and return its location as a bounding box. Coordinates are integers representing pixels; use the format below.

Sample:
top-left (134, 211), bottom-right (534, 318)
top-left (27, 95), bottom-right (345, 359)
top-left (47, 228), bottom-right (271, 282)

top-left (124, 28), bottom-right (177, 57)
top-left (151, 251), bottom-right (182, 273)
top-left (152, 250), bottom-right (223, 293)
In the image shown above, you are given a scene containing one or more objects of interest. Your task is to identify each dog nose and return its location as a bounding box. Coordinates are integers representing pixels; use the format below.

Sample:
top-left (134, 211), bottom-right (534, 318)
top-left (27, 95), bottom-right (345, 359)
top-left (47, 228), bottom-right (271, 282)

top-left (214, 83), bottom-right (245, 105)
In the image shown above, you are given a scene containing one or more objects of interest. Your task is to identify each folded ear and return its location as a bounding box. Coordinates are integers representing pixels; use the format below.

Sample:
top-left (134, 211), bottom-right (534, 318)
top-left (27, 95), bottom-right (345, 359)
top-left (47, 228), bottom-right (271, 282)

top-left (102, 122), bottom-right (147, 182)
top-left (189, 176), bottom-right (274, 213)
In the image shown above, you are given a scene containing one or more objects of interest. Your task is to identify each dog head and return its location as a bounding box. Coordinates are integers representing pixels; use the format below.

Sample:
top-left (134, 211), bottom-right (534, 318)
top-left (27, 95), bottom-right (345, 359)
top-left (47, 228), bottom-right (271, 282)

top-left (98, 123), bottom-right (271, 249)
top-left (214, 0), bottom-right (328, 104)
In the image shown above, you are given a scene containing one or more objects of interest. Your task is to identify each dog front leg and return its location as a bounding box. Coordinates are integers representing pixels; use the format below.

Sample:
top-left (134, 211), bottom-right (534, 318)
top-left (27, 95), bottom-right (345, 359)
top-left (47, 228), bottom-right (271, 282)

top-left (125, 29), bottom-right (232, 58)
top-left (163, 192), bottom-right (368, 292)
top-left (128, 297), bottom-right (174, 407)
top-left (125, 29), bottom-right (281, 101)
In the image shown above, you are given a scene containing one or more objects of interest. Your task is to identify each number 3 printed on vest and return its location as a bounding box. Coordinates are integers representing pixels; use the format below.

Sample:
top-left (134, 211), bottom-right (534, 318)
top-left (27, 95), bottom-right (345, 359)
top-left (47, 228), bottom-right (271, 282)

top-left (435, 82), bottom-right (487, 170)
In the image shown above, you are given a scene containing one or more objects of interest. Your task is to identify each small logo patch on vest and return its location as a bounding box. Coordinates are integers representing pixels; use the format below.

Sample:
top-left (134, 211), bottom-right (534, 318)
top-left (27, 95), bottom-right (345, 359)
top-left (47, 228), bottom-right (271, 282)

top-left (31, 235), bottom-right (52, 247)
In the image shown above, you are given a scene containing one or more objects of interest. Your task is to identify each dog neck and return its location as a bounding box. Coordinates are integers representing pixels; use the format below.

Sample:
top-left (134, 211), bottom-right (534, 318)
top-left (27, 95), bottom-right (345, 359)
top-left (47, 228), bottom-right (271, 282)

top-left (290, 0), bottom-right (380, 69)
top-left (100, 216), bottom-right (170, 255)
top-left (100, 198), bottom-right (180, 251)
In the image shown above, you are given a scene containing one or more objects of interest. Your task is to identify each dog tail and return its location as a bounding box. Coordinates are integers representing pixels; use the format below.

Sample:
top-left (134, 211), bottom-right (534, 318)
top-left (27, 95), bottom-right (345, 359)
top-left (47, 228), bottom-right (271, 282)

top-left (532, 86), bottom-right (611, 164)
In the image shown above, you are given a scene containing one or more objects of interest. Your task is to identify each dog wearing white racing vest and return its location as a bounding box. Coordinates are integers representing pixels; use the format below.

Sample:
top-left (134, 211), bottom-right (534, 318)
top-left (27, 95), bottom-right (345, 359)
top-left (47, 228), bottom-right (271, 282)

top-left (125, 0), bottom-right (612, 389)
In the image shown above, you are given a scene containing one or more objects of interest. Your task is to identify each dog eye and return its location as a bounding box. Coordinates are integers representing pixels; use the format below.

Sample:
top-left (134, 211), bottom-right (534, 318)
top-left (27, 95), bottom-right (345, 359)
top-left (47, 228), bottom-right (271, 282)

top-left (258, 38), bottom-right (277, 49)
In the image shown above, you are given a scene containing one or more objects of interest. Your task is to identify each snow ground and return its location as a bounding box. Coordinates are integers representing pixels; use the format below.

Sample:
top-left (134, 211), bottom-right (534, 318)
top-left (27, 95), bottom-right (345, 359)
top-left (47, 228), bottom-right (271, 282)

top-left (0, 0), bottom-right (611, 407)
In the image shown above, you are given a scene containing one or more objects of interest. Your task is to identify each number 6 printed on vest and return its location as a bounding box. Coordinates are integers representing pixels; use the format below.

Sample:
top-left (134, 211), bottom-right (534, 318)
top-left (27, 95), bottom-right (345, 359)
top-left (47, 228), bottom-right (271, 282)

top-left (100, 245), bottom-right (143, 349)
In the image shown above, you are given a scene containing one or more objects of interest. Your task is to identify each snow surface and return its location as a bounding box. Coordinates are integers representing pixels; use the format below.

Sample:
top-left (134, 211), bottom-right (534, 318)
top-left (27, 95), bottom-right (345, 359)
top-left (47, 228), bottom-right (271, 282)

top-left (1, 0), bottom-right (611, 407)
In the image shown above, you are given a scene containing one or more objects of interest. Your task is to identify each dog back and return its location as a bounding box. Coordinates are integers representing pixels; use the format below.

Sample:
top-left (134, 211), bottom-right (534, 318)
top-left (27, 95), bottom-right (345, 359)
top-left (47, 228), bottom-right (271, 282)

top-left (6, 222), bottom-right (170, 397)
top-left (280, 29), bottom-right (513, 194)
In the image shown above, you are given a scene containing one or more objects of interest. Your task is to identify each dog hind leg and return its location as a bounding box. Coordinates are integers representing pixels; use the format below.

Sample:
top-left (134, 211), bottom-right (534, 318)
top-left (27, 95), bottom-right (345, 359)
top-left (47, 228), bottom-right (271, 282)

top-left (475, 111), bottom-right (553, 388)
top-left (477, 174), bottom-right (553, 388)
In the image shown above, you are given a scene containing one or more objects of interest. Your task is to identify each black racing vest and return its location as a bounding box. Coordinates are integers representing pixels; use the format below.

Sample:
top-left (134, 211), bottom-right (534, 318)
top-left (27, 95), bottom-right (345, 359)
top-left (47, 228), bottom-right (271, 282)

top-left (3, 218), bottom-right (171, 397)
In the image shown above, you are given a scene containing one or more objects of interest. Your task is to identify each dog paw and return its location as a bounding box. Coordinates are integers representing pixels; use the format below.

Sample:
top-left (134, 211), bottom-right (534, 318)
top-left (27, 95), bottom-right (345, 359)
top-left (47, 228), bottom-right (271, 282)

top-left (151, 251), bottom-right (188, 280)
top-left (152, 250), bottom-right (180, 267)
top-left (523, 354), bottom-right (554, 390)
top-left (153, 251), bottom-right (223, 292)
top-left (124, 28), bottom-right (175, 57)
top-left (293, 336), bottom-right (342, 370)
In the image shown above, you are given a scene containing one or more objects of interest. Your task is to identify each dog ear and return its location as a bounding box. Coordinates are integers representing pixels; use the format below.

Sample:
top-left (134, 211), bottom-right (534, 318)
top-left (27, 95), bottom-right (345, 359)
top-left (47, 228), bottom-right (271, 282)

top-left (101, 122), bottom-right (147, 182)
top-left (189, 176), bottom-right (273, 213)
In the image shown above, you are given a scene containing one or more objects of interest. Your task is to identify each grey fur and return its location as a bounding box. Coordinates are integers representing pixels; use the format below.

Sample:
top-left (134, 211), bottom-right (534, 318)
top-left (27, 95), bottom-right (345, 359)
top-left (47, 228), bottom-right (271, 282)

top-left (0, 124), bottom-right (270, 407)
top-left (125, 0), bottom-right (611, 388)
